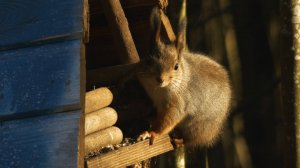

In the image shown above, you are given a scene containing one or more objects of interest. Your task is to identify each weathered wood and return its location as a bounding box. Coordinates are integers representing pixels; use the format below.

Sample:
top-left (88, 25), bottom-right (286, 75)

top-left (83, 0), bottom-right (90, 43)
top-left (0, 111), bottom-right (81, 168)
top-left (85, 107), bottom-right (118, 135)
top-left (85, 126), bottom-right (123, 155)
top-left (79, 35), bottom-right (87, 168)
top-left (101, 0), bottom-right (140, 64)
top-left (86, 134), bottom-right (174, 168)
top-left (85, 87), bottom-right (113, 113)
top-left (0, 0), bottom-right (82, 50)
top-left (0, 40), bottom-right (81, 118)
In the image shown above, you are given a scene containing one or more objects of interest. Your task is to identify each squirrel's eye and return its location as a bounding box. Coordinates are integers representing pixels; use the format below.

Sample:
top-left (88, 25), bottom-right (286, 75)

top-left (174, 63), bottom-right (179, 70)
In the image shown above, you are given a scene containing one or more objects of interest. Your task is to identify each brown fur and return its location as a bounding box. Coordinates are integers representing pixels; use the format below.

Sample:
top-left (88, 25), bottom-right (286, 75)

top-left (137, 9), bottom-right (232, 147)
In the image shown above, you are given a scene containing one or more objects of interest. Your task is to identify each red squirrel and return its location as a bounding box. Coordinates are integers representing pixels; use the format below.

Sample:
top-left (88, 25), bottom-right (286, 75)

top-left (136, 8), bottom-right (232, 147)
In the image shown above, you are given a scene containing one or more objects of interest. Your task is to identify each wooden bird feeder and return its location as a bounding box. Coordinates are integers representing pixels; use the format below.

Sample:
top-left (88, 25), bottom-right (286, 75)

top-left (0, 0), bottom-right (175, 167)
top-left (84, 0), bottom-right (176, 167)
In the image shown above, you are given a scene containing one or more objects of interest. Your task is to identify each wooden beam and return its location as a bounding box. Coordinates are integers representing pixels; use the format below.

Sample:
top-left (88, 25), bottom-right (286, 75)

top-left (101, 0), bottom-right (140, 64)
top-left (83, 0), bottom-right (90, 43)
top-left (86, 134), bottom-right (174, 168)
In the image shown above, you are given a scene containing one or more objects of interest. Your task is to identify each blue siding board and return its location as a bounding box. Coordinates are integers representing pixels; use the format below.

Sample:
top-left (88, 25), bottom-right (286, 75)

top-left (0, 40), bottom-right (81, 117)
top-left (0, 0), bottom-right (83, 49)
top-left (0, 110), bottom-right (81, 167)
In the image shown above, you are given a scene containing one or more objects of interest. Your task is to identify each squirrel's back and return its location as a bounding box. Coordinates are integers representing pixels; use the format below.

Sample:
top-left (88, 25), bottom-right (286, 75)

top-left (175, 52), bottom-right (231, 146)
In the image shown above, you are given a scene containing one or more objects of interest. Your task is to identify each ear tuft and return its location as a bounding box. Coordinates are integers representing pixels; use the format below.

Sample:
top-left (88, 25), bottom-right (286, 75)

top-left (150, 7), bottom-right (162, 43)
top-left (177, 17), bottom-right (187, 54)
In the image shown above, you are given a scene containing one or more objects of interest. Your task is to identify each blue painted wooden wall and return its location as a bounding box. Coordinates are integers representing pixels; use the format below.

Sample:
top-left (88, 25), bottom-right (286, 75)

top-left (0, 0), bottom-right (84, 167)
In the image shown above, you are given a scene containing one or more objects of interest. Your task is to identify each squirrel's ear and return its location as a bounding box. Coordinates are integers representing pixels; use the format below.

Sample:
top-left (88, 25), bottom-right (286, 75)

top-left (150, 7), bottom-right (162, 44)
top-left (149, 7), bottom-right (162, 55)
top-left (176, 17), bottom-right (187, 55)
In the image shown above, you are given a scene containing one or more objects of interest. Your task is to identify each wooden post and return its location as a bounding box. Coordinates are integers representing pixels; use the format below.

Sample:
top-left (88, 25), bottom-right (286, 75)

top-left (101, 0), bottom-right (140, 64)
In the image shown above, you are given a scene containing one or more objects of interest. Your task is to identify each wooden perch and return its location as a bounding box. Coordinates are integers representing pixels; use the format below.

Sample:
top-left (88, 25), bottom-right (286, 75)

top-left (85, 126), bottom-right (123, 155)
top-left (85, 87), bottom-right (113, 113)
top-left (101, 0), bottom-right (140, 64)
top-left (85, 107), bottom-right (118, 135)
top-left (86, 134), bottom-right (174, 168)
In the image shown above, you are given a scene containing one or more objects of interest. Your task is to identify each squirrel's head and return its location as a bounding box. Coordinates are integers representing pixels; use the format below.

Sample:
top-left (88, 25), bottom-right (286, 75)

top-left (147, 7), bottom-right (187, 88)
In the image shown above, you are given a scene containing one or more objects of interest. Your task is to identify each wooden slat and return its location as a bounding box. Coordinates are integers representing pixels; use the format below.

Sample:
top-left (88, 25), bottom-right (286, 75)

top-left (0, 110), bottom-right (81, 168)
top-left (0, 0), bottom-right (82, 49)
top-left (0, 40), bottom-right (81, 118)
top-left (86, 134), bottom-right (174, 168)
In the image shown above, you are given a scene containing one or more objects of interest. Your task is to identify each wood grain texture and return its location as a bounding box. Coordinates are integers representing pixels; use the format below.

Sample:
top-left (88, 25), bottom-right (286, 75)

top-left (0, 111), bottom-right (81, 168)
top-left (85, 87), bottom-right (113, 113)
top-left (85, 126), bottom-right (123, 155)
top-left (86, 134), bottom-right (174, 168)
top-left (85, 107), bottom-right (118, 135)
top-left (0, 40), bottom-right (81, 118)
top-left (0, 0), bottom-right (82, 49)
top-left (79, 36), bottom-right (86, 168)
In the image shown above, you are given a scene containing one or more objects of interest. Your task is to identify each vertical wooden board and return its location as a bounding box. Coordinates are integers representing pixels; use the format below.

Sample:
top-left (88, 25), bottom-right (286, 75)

top-left (0, 0), bottom-right (82, 49)
top-left (0, 110), bottom-right (81, 167)
top-left (0, 40), bottom-right (80, 117)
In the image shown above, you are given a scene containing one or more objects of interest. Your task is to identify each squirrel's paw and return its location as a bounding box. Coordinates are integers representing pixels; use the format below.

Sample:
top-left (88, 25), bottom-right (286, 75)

top-left (137, 131), bottom-right (158, 145)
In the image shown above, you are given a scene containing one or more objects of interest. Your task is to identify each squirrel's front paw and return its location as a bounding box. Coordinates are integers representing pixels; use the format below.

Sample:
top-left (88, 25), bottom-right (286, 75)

top-left (137, 131), bottom-right (158, 145)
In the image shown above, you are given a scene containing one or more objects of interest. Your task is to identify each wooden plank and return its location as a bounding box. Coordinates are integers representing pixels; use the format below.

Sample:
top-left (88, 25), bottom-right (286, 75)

top-left (0, 0), bottom-right (82, 49)
top-left (83, 0), bottom-right (90, 43)
top-left (0, 40), bottom-right (81, 118)
top-left (86, 134), bottom-right (174, 168)
top-left (0, 110), bottom-right (82, 168)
